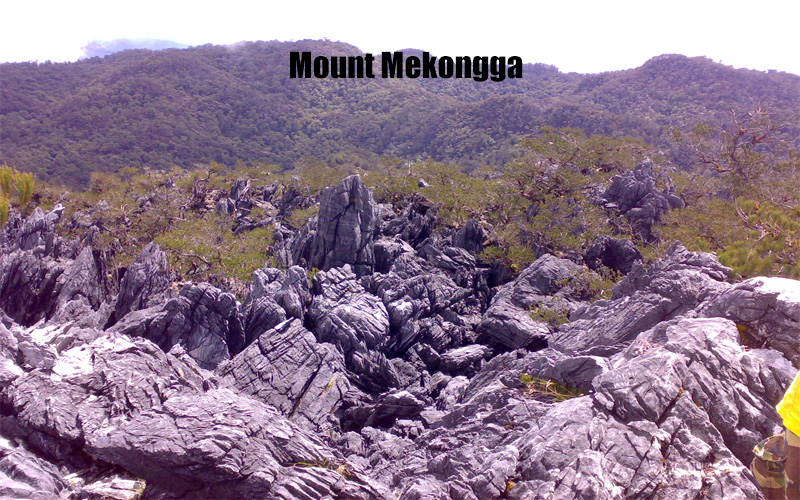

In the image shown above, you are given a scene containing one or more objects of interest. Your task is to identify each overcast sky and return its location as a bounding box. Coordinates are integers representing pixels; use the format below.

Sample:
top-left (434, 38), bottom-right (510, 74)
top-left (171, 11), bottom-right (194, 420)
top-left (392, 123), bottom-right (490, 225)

top-left (3, 0), bottom-right (799, 76)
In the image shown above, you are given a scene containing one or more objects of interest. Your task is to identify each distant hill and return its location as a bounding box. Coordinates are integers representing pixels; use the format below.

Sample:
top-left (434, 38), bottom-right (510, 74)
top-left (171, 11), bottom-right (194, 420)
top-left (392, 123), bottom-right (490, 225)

top-left (80, 39), bottom-right (190, 59)
top-left (1, 40), bottom-right (799, 186)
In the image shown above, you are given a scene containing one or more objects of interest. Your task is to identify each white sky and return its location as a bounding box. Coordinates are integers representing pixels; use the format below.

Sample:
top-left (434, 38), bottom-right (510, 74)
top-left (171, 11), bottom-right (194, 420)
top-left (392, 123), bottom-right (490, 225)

top-left (2, 0), bottom-right (799, 76)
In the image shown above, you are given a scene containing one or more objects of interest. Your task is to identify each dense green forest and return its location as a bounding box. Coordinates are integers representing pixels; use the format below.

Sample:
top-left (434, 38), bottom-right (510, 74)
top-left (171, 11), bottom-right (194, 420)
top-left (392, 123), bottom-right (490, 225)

top-left (2, 40), bottom-right (799, 186)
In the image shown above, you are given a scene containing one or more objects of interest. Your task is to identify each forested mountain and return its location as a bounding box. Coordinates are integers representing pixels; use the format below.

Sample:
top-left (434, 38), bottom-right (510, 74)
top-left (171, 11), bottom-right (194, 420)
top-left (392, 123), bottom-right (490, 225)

top-left (2, 39), bottom-right (799, 186)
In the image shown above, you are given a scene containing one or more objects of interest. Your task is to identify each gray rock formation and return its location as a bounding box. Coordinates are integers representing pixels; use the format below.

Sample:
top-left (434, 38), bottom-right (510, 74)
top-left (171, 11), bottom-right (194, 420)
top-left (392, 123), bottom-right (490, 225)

top-left (382, 194), bottom-right (437, 248)
top-left (1, 320), bottom-right (391, 499)
top-left (700, 276), bottom-right (800, 364)
top-left (111, 241), bottom-right (171, 325)
top-left (3, 185), bottom-right (799, 500)
top-left (109, 282), bottom-right (243, 369)
top-left (10, 205), bottom-right (64, 257)
top-left (0, 250), bottom-right (64, 326)
top-left (551, 243), bottom-right (732, 356)
top-left (308, 266), bottom-right (398, 393)
top-left (309, 174), bottom-right (380, 276)
top-left (602, 160), bottom-right (684, 241)
top-left (478, 254), bottom-right (590, 350)
top-left (453, 219), bottom-right (485, 255)
top-left (583, 234), bottom-right (642, 274)
top-left (219, 318), bottom-right (354, 433)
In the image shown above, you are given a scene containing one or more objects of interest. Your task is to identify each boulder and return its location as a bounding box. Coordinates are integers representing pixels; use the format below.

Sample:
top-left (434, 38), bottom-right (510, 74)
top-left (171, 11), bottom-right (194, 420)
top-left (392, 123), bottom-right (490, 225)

top-left (0, 444), bottom-right (65, 500)
top-left (583, 235), bottom-right (642, 275)
top-left (602, 160), bottom-right (684, 241)
top-left (478, 254), bottom-right (591, 350)
top-left (49, 246), bottom-right (109, 325)
top-left (551, 244), bottom-right (732, 356)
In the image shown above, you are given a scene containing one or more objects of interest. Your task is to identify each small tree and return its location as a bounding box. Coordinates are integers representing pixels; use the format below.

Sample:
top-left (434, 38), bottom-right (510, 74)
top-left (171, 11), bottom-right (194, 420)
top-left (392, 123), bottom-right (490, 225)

top-left (661, 107), bottom-right (800, 278)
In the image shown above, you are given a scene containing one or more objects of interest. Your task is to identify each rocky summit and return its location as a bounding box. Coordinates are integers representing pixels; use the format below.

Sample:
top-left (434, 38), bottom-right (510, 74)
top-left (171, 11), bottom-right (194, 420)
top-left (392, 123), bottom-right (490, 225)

top-left (1, 174), bottom-right (798, 500)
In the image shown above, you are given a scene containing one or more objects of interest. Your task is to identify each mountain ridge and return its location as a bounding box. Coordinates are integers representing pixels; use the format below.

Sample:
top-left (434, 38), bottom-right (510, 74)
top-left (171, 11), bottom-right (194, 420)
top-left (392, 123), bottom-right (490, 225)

top-left (1, 40), bottom-right (799, 186)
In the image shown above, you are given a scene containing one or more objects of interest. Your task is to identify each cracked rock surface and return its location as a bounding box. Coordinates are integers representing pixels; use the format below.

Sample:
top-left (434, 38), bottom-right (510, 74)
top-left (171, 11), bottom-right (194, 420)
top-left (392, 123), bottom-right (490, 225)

top-left (0, 179), bottom-right (797, 499)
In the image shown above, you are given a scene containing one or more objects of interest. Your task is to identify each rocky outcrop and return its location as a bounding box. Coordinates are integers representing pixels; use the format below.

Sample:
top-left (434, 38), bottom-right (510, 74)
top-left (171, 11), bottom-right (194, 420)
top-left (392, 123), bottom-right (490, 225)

top-left (583, 234), bottom-right (642, 274)
top-left (108, 282), bottom-right (243, 369)
top-left (86, 388), bottom-right (389, 499)
top-left (700, 277), bottom-right (800, 364)
top-left (382, 194), bottom-right (437, 248)
top-left (551, 243), bottom-right (732, 356)
top-left (309, 174), bottom-right (380, 277)
top-left (219, 318), bottom-right (354, 433)
top-left (2, 184), bottom-right (799, 500)
top-left (601, 160), bottom-right (684, 241)
top-left (7, 205), bottom-right (65, 257)
top-left (0, 319), bottom-right (390, 499)
top-left (478, 254), bottom-right (591, 350)
top-left (110, 241), bottom-right (171, 325)
top-left (308, 266), bottom-right (398, 393)
top-left (0, 242), bottom-right (109, 328)
top-left (0, 250), bottom-right (64, 326)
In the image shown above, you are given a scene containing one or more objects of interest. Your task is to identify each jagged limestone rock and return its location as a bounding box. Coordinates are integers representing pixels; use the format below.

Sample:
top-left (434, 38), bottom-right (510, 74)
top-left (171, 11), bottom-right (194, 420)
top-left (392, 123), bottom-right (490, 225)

top-left (700, 276), bottom-right (800, 364)
top-left (108, 282), bottom-right (242, 369)
top-left (111, 242), bottom-right (171, 325)
top-left (219, 318), bottom-right (353, 433)
top-left (478, 254), bottom-right (590, 350)
top-left (309, 174), bottom-right (380, 277)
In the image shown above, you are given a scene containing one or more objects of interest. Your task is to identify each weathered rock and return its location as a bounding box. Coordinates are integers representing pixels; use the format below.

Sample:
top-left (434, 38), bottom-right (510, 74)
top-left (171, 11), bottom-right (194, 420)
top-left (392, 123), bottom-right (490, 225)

top-left (366, 254), bottom-right (477, 356)
top-left (4, 334), bottom-right (209, 462)
top-left (374, 237), bottom-right (415, 274)
top-left (478, 254), bottom-right (590, 350)
top-left (0, 443), bottom-right (65, 500)
top-left (219, 318), bottom-right (353, 433)
top-left (309, 174), bottom-right (380, 277)
top-left (613, 242), bottom-right (732, 299)
top-left (250, 267), bottom-right (286, 299)
top-left (453, 219), bottom-right (485, 255)
top-left (583, 235), bottom-right (642, 275)
top-left (0, 250), bottom-right (64, 326)
top-left (273, 265), bottom-right (312, 320)
top-left (305, 266), bottom-right (401, 393)
top-left (86, 388), bottom-right (392, 499)
top-left (382, 194), bottom-right (438, 248)
top-left (108, 282), bottom-right (243, 369)
top-left (12, 205), bottom-right (64, 257)
top-left (49, 246), bottom-right (108, 325)
top-left (358, 317), bottom-right (772, 500)
top-left (551, 244), bottom-right (732, 356)
top-left (4, 186), bottom-right (798, 500)
top-left (345, 390), bottom-right (426, 430)
top-left (309, 266), bottom-right (390, 355)
top-left (439, 345), bottom-right (492, 375)
top-left (110, 242), bottom-right (171, 325)
top-left (419, 243), bottom-right (476, 273)
top-left (242, 295), bottom-right (286, 346)
top-left (601, 159), bottom-right (684, 241)
top-left (700, 276), bottom-right (800, 365)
